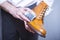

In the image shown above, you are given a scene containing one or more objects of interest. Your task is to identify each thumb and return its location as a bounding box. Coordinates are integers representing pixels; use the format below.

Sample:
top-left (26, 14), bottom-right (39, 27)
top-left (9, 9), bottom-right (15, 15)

top-left (24, 21), bottom-right (35, 33)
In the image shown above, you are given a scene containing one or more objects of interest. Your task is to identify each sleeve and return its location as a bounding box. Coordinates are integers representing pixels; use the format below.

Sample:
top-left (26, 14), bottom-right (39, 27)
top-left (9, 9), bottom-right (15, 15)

top-left (0, 0), bottom-right (7, 5)
top-left (7, 0), bottom-right (22, 7)
top-left (8, 0), bottom-right (35, 7)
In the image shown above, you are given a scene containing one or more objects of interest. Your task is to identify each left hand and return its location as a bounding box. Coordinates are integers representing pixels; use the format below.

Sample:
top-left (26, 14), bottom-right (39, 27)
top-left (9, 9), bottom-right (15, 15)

top-left (24, 21), bottom-right (35, 33)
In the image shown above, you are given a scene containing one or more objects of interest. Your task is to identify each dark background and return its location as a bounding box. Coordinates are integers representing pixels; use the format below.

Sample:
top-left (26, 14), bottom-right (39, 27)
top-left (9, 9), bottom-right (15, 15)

top-left (0, 8), bottom-right (2, 40)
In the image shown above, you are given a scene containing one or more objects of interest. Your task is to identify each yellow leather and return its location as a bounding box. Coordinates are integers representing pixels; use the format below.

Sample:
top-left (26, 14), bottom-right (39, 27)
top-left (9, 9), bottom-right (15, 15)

top-left (28, 1), bottom-right (48, 36)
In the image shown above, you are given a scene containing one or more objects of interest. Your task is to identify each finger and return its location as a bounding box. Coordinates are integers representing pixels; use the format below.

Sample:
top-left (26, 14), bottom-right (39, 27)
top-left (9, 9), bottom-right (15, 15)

top-left (20, 8), bottom-right (30, 22)
top-left (18, 8), bottom-right (26, 13)
top-left (17, 9), bottom-right (30, 22)
top-left (19, 13), bottom-right (30, 22)
top-left (16, 15), bottom-right (23, 20)
top-left (24, 21), bottom-right (35, 33)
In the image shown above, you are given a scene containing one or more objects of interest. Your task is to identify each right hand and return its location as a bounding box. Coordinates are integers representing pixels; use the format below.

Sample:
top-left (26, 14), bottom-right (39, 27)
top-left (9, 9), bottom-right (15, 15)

top-left (9, 8), bottom-right (31, 22)
top-left (9, 7), bottom-right (35, 33)
top-left (24, 21), bottom-right (35, 33)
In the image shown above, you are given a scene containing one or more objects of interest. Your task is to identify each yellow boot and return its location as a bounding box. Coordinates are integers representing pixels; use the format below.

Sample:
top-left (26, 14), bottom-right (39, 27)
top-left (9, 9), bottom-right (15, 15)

top-left (28, 1), bottom-right (48, 36)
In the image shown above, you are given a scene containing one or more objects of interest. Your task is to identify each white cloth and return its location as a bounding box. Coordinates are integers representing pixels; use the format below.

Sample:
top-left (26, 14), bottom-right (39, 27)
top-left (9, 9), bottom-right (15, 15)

top-left (0, 0), bottom-right (6, 5)
top-left (8, 0), bottom-right (37, 7)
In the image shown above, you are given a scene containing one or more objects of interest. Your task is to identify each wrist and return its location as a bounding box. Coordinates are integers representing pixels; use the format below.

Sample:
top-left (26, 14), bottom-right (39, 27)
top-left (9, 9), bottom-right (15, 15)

top-left (0, 1), bottom-right (17, 14)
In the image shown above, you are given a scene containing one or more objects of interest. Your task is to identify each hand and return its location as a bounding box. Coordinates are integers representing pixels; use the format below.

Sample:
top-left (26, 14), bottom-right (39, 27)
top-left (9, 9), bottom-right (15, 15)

top-left (9, 7), bottom-right (35, 33)
top-left (9, 8), bottom-right (31, 22)
top-left (17, 8), bottom-right (36, 21)
top-left (16, 8), bottom-right (35, 33)
top-left (24, 21), bottom-right (35, 33)
top-left (0, 1), bottom-right (30, 22)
